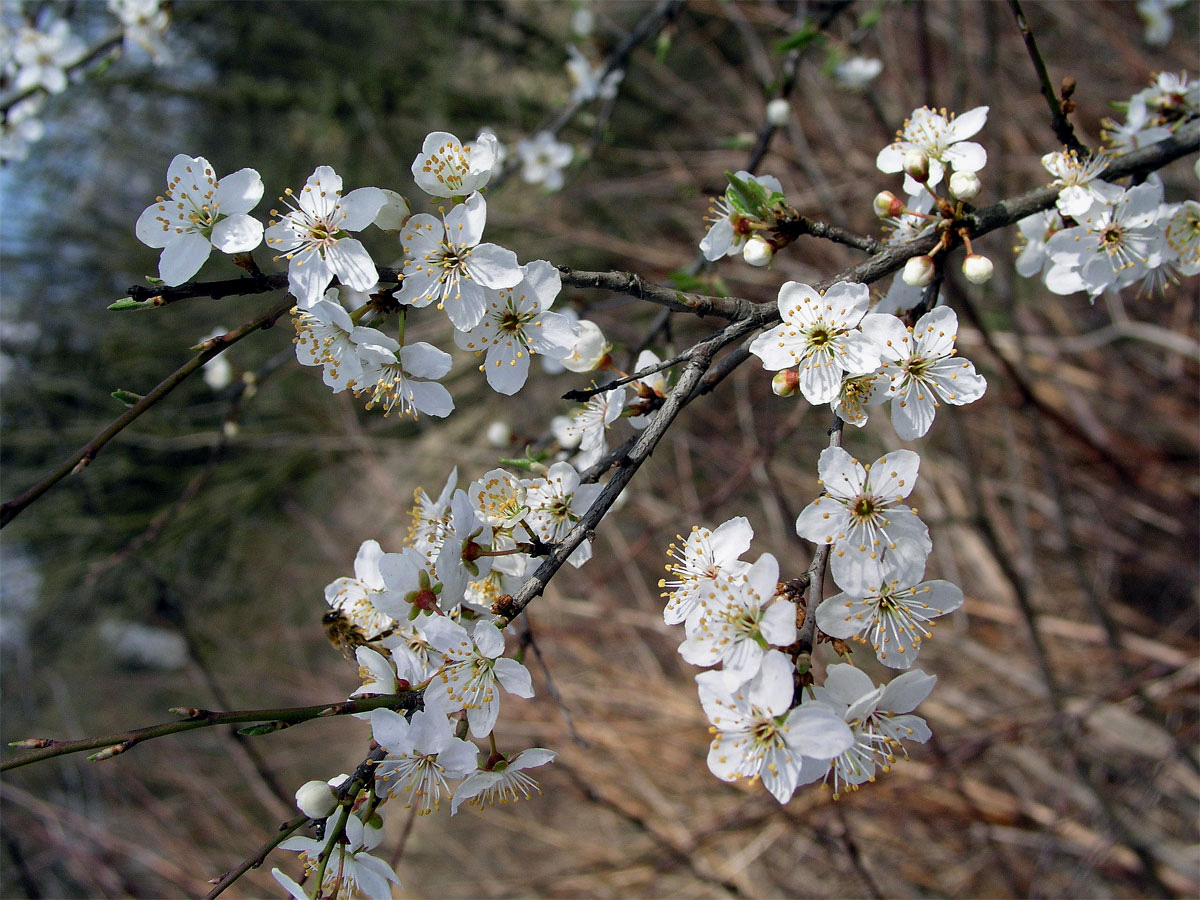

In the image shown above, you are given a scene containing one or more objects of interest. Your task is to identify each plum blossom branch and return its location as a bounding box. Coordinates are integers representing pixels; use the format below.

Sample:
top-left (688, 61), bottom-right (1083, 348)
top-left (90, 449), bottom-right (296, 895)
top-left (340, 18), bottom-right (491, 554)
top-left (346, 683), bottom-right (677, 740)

top-left (0, 27), bottom-right (123, 115)
top-left (497, 315), bottom-right (766, 625)
top-left (1, 693), bottom-right (419, 772)
top-left (8, 122), bottom-right (1191, 534)
top-left (557, 266), bottom-right (754, 319)
top-left (121, 265), bottom-right (405, 309)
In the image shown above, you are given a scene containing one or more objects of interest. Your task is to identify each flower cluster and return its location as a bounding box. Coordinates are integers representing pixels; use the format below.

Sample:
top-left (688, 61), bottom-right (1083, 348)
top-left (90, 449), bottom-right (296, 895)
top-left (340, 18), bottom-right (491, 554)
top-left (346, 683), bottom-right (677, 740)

top-left (1017, 73), bottom-right (1199, 300)
top-left (658, 515), bottom-right (942, 802)
top-left (273, 455), bottom-right (623, 895)
top-left (672, 104), bottom-right (1004, 807)
top-left (133, 131), bottom-right (612, 418)
top-left (1, 2), bottom-right (171, 161)
top-left (750, 280), bottom-right (987, 440)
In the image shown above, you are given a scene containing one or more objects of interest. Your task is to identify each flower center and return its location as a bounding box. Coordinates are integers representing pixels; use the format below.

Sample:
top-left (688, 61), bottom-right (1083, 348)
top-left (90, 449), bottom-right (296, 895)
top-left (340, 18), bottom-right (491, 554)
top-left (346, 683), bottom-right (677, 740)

top-left (851, 496), bottom-right (879, 521)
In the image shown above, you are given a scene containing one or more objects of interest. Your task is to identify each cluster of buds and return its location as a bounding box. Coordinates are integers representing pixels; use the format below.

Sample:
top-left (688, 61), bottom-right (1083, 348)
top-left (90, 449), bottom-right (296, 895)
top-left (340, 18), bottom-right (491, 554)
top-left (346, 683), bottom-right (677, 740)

top-left (873, 158), bottom-right (994, 288)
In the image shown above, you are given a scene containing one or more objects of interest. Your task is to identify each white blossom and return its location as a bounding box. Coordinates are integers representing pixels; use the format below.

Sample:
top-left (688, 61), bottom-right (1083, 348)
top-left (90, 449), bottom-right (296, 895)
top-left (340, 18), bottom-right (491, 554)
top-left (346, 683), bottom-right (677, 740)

top-left (422, 618), bottom-right (534, 738)
top-left (860, 306), bottom-right (987, 440)
top-left (292, 292), bottom-right (363, 393)
top-left (108, 0), bottom-right (170, 64)
top-left (524, 461), bottom-right (603, 567)
top-left (516, 132), bottom-right (574, 191)
top-left (566, 44), bottom-right (623, 103)
top-left (817, 551), bottom-right (962, 669)
top-left (370, 707), bottom-right (478, 814)
top-left (350, 328), bottom-right (454, 418)
top-left (700, 171), bottom-right (783, 261)
top-left (876, 106), bottom-right (989, 193)
top-left (805, 665), bottom-right (936, 798)
top-left (453, 259), bottom-right (576, 394)
top-left (451, 748), bottom-right (557, 814)
top-left (324, 539), bottom-right (395, 639)
top-left (698, 651), bottom-right (853, 803)
top-left (277, 812), bottom-right (401, 900)
top-left (394, 191), bottom-right (522, 330)
top-left (559, 388), bottom-right (625, 469)
top-left (678, 552), bottom-right (797, 687)
top-left (11, 19), bottom-right (84, 94)
top-left (410, 130), bottom-right (499, 198)
top-left (265, 166), bottom-right (385, 308)
top-left (1042, 149), bottom-right (1122, 218)
top-left (749, 280), bottom-right (881, 406)
top-left (795, 447), bottom-right (932, 588)
top-left (1044, 182), bottom-right (1165, 298)
top-left (136, 155), bottom-right (264, 286)
top-left (659, 517), bottom-right (753, 627)
top-left (832, 56), bottom-right (882, 89)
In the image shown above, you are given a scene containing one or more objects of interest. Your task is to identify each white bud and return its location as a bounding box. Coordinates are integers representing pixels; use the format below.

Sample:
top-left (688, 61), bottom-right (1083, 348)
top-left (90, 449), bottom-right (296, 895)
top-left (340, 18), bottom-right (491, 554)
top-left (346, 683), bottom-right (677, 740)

top-left (903, 150), bottom-right (929, 182)
top-left (202, 355), bottom-right (232, 391)
top-left (902, 255), bottom-right (937, 287)
top-left (571, 6), bottom-right (595, 37)
top-left (962, 253), bottom-right (994, 284)
top-left (948, 170), bottom-right (981, 200)
top-left (486, 420), bottom-right (512, 447)
top-left (742, 236), bottom-right (774, 267)
top-left (295, 780), bottom-right (338, 819)
top-left (765, 98), bottom-right (790, 127)
top-left (771, 369), bottom-right (800, 397)
top-left (873, 190), bottom-right (903, 219)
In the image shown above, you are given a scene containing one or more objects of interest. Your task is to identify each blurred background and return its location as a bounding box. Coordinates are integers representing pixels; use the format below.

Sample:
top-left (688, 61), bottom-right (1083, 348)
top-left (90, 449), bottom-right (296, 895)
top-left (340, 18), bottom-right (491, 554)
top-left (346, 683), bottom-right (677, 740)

top-left (1, 1), bottom-right (1197, 897)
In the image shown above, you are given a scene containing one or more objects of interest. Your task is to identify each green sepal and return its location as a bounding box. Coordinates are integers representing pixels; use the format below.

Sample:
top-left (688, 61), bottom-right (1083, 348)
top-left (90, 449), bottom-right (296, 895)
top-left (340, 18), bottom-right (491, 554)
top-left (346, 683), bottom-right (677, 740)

top-left (111, 390), bottom-right (144, 408)
top-left (496, 458), bottom-right (540, 472)
top-left (144, 275), bottom-right (165, 286)
top-left (774, 24), bottom-right (822, 55)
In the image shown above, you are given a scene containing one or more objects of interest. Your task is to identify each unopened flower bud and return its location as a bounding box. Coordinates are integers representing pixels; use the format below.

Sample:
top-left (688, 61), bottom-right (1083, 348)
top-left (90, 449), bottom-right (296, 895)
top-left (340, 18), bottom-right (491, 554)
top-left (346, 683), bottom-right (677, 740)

top-left (486, 420), bottom-right (511, 447)
top-left (295, 780), bottom-right (338, 819)
top-left (771, 369), bottom-right (800, 397)
top-left (742, 236), bottom-right (774, 267)
top-left (962, 253), bottom-right (994, 284)
top-left (765, 98), bottom-right (790, 127)
top-left (873, 190), bottom-right (904, 219)
top-left (903, 150), bottom-right (929, 182)
top-left (948, 170), bottom-right (981, 200)
top-left (902, 255), bottom-right (936, 287)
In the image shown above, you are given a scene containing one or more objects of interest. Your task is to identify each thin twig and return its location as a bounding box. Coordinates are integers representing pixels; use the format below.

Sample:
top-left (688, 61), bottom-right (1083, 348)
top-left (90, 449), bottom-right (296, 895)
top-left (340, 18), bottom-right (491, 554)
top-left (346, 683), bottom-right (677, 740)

top-left (1, 693), bottom-right (419, 771)
top-left (797, 415), bottom-right (844, 654)
top-left (498, 315), bottom-right (766, 625)
top-left (562, 349), bottom-right (687, 401)
top-left (201, 815), bottom-right (308, 900)
top-left (0, 297), bottom-right (294, 528)
top-left (1007, 0), bottom-right (1087, 155)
